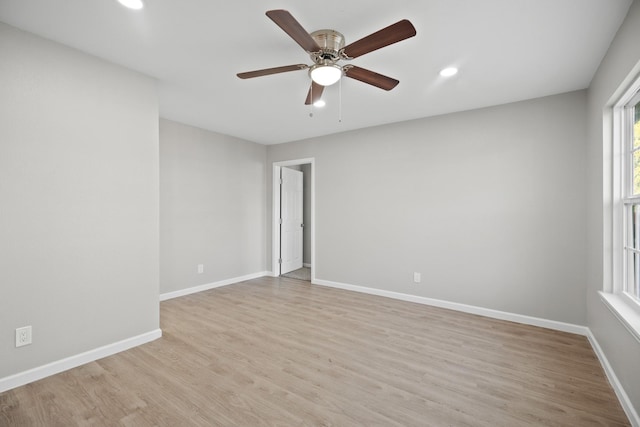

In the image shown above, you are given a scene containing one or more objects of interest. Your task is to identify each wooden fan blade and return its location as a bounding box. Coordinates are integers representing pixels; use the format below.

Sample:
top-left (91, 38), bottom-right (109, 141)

top-left (266, 10), bottom-right (320, 53)
top-left (237, 64), bottom-right (308, 79)
top-left (304, 82), bottom-right (325, 105)
top-left (341, 20), bottom-right (416, 59)
top-left (344, 66), bottom-right (399, 90)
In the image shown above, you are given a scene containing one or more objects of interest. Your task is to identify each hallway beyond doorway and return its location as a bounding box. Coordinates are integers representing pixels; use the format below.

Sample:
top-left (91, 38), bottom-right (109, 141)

top-left (281, 267), bottom-right (310, 281)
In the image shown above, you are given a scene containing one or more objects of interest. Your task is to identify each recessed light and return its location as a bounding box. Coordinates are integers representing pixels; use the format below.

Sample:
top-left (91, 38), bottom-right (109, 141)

top-left (313, 100), bottom-right (326, 108)
top-left (117, 0), bottom-right (144, 10)
top-left (440, 67), bottom-right (458, 77)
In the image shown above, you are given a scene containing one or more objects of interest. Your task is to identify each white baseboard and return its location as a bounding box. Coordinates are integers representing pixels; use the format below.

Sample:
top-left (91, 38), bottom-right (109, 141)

top-left (312, 278), bottom-right (588, 335)
top-left (587, 330), bottom-right (640, 427)
top-left (160, 271), bottom-right (270, 301)
top-left (303, 263), bottom-right (312, 268)
top-left (0, 329), bottom-right (162, 394)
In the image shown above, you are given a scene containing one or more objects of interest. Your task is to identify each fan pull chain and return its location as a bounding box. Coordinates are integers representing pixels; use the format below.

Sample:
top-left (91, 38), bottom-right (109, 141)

top-left (309, 84), bottom-right (314, 118)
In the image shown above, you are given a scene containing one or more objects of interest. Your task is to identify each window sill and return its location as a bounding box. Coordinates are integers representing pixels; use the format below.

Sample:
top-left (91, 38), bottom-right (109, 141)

top-left (599, 291), bottom-right (640, 344)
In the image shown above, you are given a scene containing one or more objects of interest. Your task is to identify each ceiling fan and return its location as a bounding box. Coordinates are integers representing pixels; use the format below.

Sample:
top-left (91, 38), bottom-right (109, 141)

top-left (237, 10), bottom-right (417, 105)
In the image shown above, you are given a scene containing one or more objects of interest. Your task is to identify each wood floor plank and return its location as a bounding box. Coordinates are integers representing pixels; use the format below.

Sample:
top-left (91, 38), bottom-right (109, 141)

top-left (0, 277), bottom-right (630, 426)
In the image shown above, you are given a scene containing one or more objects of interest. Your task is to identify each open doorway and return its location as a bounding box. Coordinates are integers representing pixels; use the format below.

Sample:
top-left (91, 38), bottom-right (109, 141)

top-left (272, 159), bottom-right (314, 282)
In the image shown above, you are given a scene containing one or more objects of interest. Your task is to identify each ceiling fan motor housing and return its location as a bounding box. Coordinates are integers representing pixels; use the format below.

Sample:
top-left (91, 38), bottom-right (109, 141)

top-left (310, 30), bottom-right (345, 63)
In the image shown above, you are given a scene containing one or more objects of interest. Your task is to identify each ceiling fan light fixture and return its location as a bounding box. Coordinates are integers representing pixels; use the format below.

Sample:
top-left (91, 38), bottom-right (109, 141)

top-left (117, 0), bottom-right (144, 10)
top-left (310, 64), bottom-right (342, 86)
top-left (313, 100), bottom-right (326, 107)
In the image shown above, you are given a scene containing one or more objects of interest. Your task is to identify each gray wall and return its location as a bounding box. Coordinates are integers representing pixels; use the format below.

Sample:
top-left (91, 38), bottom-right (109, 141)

top-left (159, 119), bottom-right (266, 295)
top-left (0, 23), bottom-right (159, 378)
top-left (587, 0), bottom-right (640, 412)
top-left (267, 91), bottom-right (587, 325)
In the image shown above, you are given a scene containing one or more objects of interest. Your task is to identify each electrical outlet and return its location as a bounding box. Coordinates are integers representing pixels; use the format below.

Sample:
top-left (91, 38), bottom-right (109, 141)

top-left (15, 326), bottom-right (32, 347)
top-left (197, 264), bottom-right (204, 274)
top-left (413, 272), bottom-right (421, 283)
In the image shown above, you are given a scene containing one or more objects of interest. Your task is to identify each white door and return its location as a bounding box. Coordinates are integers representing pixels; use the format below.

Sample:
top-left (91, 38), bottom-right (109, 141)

top-left (280, 167), bottom-right (303, 275)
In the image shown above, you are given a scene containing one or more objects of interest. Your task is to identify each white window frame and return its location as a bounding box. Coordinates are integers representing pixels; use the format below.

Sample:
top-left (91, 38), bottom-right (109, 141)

top-left (603, 73), bottom-right (640, 343)
top-left (621, 90), bottom-right (640, 300)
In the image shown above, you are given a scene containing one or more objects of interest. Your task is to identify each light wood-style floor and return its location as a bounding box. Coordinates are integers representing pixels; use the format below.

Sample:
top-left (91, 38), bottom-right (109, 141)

top-left (0, 277), bottom-right (629, 426)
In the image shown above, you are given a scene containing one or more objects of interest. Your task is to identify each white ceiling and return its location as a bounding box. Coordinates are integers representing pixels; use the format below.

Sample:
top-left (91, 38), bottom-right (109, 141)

top-left (0, 0), bottom-right (632, 145)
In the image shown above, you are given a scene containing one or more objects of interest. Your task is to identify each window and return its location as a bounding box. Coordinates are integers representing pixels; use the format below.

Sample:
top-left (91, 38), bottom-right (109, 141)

top-left (622, 92), bottom-right (640, 302)
top-left (603, 75), bottom-right (640, 342)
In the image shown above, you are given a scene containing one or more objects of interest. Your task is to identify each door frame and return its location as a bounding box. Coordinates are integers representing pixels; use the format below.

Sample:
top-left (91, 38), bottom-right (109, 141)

top-left (272, 158), bottom-right (315, 281)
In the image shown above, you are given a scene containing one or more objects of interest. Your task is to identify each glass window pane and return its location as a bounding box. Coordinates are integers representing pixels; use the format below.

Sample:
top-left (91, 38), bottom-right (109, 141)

top-left (629, 205), bottom-right (640, 249)
top-left (632, 102), bottom-right (640, 195)
top-left (626, 251), bottom-right (640, 297)
top-left (634, 101), bottom-right (640, 149)
top-left (633, 150), bottom-right (640, 195)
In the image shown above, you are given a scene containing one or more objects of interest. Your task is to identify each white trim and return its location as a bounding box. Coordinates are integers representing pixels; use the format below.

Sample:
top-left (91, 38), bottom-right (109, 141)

top-left (600, 291), bottom-right (640, 343)
top-left (272, 165), bottom-right (281, 276)
top-left (310, 161), bottom-right (315, 283)
top-left (612, 101), bottom-right (625, 294)
top-left (303, 263), bottom-right (312, 268)
top-left (159, 271), bottom-right (270, 301)
top-left (312, 278), bottom-right (588, 335)
top-left (0, 329), bottom-right (162, 393)
top-left (587, 329), bottom-right (640, 427)
top-left (623, 195), bottom-right (640, 204)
